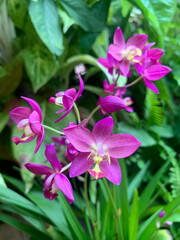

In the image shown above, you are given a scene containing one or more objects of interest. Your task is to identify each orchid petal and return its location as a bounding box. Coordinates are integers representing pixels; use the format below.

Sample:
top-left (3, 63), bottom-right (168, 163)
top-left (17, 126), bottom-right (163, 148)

top-left (75, 73), bottom-right (84, 101)
top-left (143, 78), bottom-right (159, 94)
top-left (119, 59), bottom-right (130, 76)
top-left (63, 95), bottom-right (73, 109)
top-left (45, 143), bottom-right (62, 172)
top-left (148, 48), bottom-right (164, 60)
top-left (49, 97), bottom-right (56, 104)
top-left (100, 158), bottom-right (121, 185)
top-left (101, 96), bottom-right (127, 113)
top-left (34, 126), bottom-right (44, 153)
top-left (98, 57), bottom-right (110, 69)
top-left (10, 107), bottom-right (32, 124)
top-left (63, 125), bottom-right (97, 152)
top-left (113, 27), bottom-right (125, 49)
top-left (65, 88), bottom-right (76, 99)
top-left (145, 65), bottom-right (172, 81)
top-left (43, 173), bottom-right (56, 191)
top-left (54, 107), bottom-right (73, 123)
top-left (108, 44), bottom-right (124, 61)
top-left (92, 117), bottom-right (113, 144)
top-left (44, 190), bottom-right (58, 200)
top-left (21, 97), bottom-right (42, 122)
top-left (25, 163), bottom-right (52, 175)
top-left (54, 173), bottom-right (74, 204)
top-left (29, 111), bottom-right (41, 134)
top-left (56, 108), bottom-right (66, 114)
top-left (12, 135), bottom-right (35, 145)
top-left (69, 152), bottom-right (94, 177)
top-left (103, 134), bottom-right (141, 158)
top-left (126, 34), bottom-right (148, 49)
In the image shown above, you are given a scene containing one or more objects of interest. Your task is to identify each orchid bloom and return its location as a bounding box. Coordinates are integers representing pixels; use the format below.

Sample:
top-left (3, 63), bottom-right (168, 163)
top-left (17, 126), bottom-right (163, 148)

top-left (10, 97), bottom-right (44, 153)
top-left (49, 73), bottom-right (84, 123)
top-left (108, 27), bottom-right (148, 76)
top-left (25, 143), bottom-right (74, 203)
top-left (98, 52), bottom-right (121, 75)
top-left (137, 63), bottom-right (172, 94)
top-left (64, 117), bottom-right (141, 184)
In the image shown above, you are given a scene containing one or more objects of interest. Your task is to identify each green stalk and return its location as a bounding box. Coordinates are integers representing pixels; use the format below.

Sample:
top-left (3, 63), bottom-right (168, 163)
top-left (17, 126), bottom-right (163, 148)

top-left (102, 179), bottom-right (124, 240)
top-left (73, 103), bottom-right (81, 124)
top-left (116, 76), bottom-right (143, 89)
top-left (84, 173), bottom-right (100, 240)
top-left (42, 124), bottom-right (65, 135)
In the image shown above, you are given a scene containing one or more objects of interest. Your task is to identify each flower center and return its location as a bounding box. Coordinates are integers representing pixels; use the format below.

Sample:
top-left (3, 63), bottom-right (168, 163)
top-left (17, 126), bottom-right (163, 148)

top-left (122, 48), bottom-right (142, 62)
top-left (55, 96), bottom-right (64, 107)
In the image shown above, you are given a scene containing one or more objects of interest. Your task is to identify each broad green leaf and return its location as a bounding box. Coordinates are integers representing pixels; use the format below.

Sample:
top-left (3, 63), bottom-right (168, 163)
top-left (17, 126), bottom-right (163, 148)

top-left (129, 189), bottom-right (139, 240)
top-left (118, 122), bottom-right (156, 147)
top-left (149, 125), bottom-right (174, 138)
top-left (0, 112), bottom-right (9, 133)
top-left (59, 0), bottom-right (110, 32)
top-left (0, 66), bottom-right (7, 78)
top-left (58, 192), bottom-right (87, 240)
top-left (58, 8), bottom-right (75, 33)
top-left (0, 213), bottom-right (50, 240)
top-left (139, 160), bottom-right (170, 216)
top-left (21, 45), bottom-right (57, 92)
top-left (128, 161), bottom-right (150, 202)
top-left (84, 85), bottom-right (105, 97)
top-left (29, 0), bottom-right (64, 55)
top-left (0, 58), bottom-right (23, 96)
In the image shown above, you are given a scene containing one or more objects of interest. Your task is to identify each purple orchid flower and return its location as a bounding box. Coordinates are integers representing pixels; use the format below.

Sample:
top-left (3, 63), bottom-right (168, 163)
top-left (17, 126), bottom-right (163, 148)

top-left (10, 97), bottom-right (44, 153)
top-left (137, 63), bottom-right (172, 94)
top-left (100, 95), bottom-right (128, 113)
top-left (98, 53), bottom-right (121, 75)
top-left (25, 143), bottom-right (74, 203)
top-left (63, 117), bottom-right (141, 184)
top-left (49, 73), bottom-right (84, 123)
top-left (108, 27), bottom-right (148, 76)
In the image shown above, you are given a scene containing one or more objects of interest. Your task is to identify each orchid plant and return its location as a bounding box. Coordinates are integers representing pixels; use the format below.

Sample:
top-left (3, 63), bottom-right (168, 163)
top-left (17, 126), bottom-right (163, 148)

top-left (7, 26), bottom-right (174, 240)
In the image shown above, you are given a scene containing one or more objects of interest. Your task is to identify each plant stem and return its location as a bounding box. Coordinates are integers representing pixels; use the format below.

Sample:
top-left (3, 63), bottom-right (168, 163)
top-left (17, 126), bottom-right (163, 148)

top-left (73, 103), bottom-right (81, 124)
top-left (116, 76), bottom-right (143, 89)
top-left (102, 179), bottom-right (124, 240)
top-left (84, 173), bottom-right (100, 240)
top-left (42, 124), bottom-right (65, 136)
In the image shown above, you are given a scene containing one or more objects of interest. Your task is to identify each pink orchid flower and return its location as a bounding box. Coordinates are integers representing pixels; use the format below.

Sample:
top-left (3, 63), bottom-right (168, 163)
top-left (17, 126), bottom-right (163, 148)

top-left (49, 73), bottom-right (84, 123)
top-left (10, 97), bottom-right (44, 153)
top-left (137, 63), bottom-right (172, 94)
top-left (25, 143), bottom-right (74, 203)
top-left (108, 27), bottom-right (148, 76)
top-left (63, 117), bottom-right (141, 184)
top-left (98, 52), bottom-right (121, 75)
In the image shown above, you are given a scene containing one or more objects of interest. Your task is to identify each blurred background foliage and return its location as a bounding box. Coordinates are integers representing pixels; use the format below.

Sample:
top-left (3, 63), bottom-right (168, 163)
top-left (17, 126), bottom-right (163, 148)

top-left (0, 0), bottom-right (180, 239)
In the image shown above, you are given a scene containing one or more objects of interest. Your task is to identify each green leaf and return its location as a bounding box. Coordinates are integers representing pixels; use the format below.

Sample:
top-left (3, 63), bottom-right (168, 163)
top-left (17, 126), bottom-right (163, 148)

top-left (129, 189), bottom-right (139, 240)
top-left (0, 186), bottom-right (44, 217)
top-left (139, 195), bottom-right (180, 240)
top-left (21, 45), bottom-right (57, 92)
top-left (118, 122), bottom-right (156, 147)
top-left (151, 230), bottom-right (172, 240)
top-left (29, 0), bottom-right (64, 55)
top-left (149, 125), bottom-right (174, 138)
top-left (58, 192), bottom-right (87, 240)
top-left (59, 0), bottom-right (110, 32)
top-left (0, 112), bottom-right (9, 134)
top-left (0, 66), bottom-right (7, 78)
top-left (138, 160), bottom-right (170, 217)
top-left (0, 58), bottom-right (23, 96)
top-left (58, 8), bottom-right (75, 33)
top-left (128, 161), bottom-right (150, 202)
top-left (0, 173), bottom-right (7, 187)
top-left (0, 213), bottom-right (50, 240)
top-left (84, 85), bottom-right (105, 97)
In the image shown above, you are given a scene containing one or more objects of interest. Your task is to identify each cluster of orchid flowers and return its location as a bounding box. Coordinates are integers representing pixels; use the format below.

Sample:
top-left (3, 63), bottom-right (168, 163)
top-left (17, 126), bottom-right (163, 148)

top-left (10, 27), bottom-right (171, 204)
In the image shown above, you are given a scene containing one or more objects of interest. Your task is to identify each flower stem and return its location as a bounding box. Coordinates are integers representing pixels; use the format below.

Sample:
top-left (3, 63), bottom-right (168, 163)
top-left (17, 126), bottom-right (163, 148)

top-left (73, 103), bottom-right (81, 124)
top-left (102, 178), bottom-right (124, 240)
top-left (84, 173), bottom-right (100, 240)
top-left (42, 124), bottom-right (65, 135)
top-left (60, 162), bottom-right (72, 173)
top-left (116, 75), bottom-right (143, 89)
